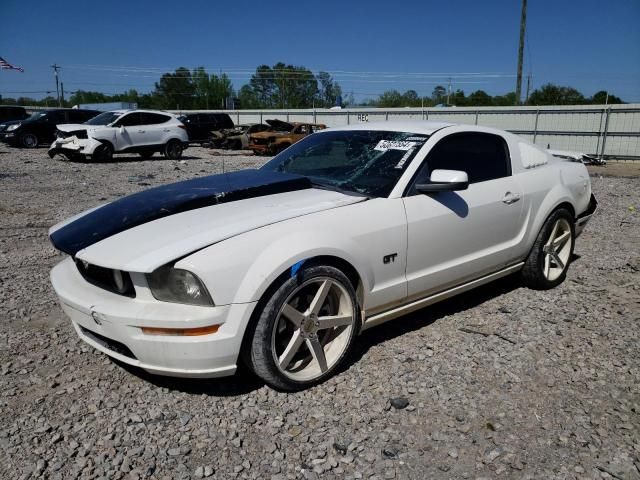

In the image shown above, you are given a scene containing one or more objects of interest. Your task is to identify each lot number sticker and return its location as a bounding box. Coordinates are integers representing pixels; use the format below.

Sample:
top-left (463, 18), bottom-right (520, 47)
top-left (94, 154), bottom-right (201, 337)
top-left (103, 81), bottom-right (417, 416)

top-left (374, 140), bottom-right (417, 152)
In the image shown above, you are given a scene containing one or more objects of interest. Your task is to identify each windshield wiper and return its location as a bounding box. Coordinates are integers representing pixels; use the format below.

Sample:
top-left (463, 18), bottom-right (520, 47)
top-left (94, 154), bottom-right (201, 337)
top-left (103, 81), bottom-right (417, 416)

top-left (308, 179), bottom-right (370, 199)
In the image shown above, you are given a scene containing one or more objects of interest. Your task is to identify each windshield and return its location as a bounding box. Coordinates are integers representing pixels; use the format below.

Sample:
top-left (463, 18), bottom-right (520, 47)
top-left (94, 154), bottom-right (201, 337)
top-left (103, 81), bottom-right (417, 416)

top-left (84, 111), bottom-right (122, 126)
top-left (261, 130), bottom-right (428, 197)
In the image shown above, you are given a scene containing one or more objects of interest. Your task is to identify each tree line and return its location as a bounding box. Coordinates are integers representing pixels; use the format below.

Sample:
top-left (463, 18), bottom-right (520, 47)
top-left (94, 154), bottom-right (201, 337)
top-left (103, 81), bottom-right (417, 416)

top-left (0, 63), bottom-right (625, 109)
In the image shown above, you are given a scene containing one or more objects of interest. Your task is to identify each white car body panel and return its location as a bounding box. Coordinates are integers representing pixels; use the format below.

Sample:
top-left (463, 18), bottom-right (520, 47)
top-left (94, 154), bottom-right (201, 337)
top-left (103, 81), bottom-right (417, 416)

top-left (48, 120), bottom-right (596, 378)
top-left (72, 189), bottom-right (366, 274)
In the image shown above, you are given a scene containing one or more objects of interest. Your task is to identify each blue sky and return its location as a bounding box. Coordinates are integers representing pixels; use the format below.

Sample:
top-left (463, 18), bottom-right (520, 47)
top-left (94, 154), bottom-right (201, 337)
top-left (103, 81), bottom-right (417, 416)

top-left (1, 0), bottom-right (639, 102)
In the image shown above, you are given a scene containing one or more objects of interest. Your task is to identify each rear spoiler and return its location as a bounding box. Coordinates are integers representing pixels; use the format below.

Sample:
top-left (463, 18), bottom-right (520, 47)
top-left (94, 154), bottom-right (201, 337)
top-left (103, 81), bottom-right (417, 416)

top-left (547, 149), bottom-right (605, 166)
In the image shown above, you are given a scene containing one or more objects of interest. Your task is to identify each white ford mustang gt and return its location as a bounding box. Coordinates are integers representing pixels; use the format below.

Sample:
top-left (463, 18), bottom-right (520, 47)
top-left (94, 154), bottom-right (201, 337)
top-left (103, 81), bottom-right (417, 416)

top-left (49, 121), bottom-right (597, 390)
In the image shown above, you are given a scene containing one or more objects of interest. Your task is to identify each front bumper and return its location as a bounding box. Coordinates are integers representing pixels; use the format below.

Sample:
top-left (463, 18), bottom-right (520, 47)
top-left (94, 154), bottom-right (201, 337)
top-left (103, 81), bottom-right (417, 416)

top-left (51, 257), bottom-right (257, 378)
top-left (575, 193), bottom-right (597, 237)
top-left (48, 137), bottom-right (96, 159)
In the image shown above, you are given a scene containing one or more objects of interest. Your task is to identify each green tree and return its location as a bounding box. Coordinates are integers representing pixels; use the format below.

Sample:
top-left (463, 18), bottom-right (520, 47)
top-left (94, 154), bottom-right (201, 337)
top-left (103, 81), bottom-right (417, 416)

top-left (528, 83), bottom-right (586, 105)
top-left (191, 67), bottom-right (234, 109)
top-left (492, 92), bottom-right (517, 106)
top-left (153, 67), bottom-right (195, 109)
top-left (402, 90), bottom-right (421, 107)
top-left (590, 90), bottom-right (624, 105)
top-left (377, 90), bottom-right (404, 107)
top-left (432, 85), bottom-right (447, 104)
top-left (243, 63), bottom-right (319, 108)
top-left (316, 71), bottom-right (342, 107)
top-left (450, 89), bottom-right (466, 106)
top-left (467, 90), bottom-right (493, 106)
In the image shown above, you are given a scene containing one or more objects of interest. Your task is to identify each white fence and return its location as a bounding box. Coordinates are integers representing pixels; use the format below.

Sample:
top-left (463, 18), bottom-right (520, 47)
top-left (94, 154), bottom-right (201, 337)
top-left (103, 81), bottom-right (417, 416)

top-left (24, 103), bottom-right (640, 159)
top-left (175, 104), bottom-right (640, 160)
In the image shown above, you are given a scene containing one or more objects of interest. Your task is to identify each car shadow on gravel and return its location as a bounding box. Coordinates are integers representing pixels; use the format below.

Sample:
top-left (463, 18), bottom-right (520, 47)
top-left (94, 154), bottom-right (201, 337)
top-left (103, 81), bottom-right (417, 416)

top-left (112, 360), bottom-right (265, 397)
top-left (338, 274), bottom-right (522, 374)
top-left (112, 274), bottom-right (523, 396)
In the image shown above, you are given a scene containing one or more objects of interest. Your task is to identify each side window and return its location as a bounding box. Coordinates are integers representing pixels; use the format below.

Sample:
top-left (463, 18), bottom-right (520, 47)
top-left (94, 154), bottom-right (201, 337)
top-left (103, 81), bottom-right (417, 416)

top-left (141, 112), bottom-right (171, 125)
top-left (48, 111), bottom-right (67, 123)
top-left (417, 132), bottom-right (511, 185)
top-left (117, 113), bottom-right (142, 127)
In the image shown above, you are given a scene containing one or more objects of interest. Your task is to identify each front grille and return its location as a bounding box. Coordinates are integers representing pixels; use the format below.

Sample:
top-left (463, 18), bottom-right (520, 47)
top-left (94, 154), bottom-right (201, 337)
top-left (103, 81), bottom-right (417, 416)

top-left (75, 260), bottom-right (136, 297)
top-left (79, 326), bottom-right (137, 359)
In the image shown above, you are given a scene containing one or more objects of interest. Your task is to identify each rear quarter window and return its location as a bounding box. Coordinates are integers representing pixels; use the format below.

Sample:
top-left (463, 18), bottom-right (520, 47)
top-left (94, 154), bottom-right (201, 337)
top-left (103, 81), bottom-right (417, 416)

top-left (141, 113), bottom-right (171, 125)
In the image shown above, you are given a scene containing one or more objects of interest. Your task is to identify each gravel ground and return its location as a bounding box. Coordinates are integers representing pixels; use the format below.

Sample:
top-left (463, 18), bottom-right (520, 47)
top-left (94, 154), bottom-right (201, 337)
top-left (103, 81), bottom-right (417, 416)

top-left (0, 144), bottom-right (638, 480)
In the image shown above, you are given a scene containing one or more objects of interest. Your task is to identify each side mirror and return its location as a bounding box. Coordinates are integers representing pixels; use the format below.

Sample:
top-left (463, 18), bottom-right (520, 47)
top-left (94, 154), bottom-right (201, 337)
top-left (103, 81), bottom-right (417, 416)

top-left (415, 169), bottom-right (469, 193)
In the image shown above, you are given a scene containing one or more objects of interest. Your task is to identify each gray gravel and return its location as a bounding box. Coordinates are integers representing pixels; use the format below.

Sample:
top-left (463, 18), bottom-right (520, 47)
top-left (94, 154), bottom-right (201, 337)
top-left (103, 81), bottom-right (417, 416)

top-left (0, 144), bottom-right (639, 480)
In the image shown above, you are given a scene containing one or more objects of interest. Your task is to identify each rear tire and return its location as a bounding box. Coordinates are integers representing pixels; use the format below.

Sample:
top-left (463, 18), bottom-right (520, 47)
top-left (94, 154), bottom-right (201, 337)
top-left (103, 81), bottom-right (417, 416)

top-left (245, 265), bottom-right (360, 391)
top-left (20, 133), bottom-right (38, 148)
top-left (93, 143), bottom-right (113, 162)
top-left (164, 140), bottom-right (183, 160)
top-left (520, 208), bottom-right (574, 289)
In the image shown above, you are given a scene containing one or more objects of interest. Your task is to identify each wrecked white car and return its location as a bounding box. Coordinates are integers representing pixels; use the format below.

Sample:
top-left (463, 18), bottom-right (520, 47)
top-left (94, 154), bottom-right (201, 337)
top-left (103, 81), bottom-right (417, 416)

top-left (49, 121), bottom-right (596, 390)
top-left (48, 110), bottom-right (189, 161)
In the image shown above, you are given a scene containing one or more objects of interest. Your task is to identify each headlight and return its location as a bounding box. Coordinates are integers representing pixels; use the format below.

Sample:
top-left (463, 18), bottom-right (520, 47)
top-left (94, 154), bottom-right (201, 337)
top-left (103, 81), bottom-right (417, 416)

top-left (7, 124), bottom-right (20, 131)
top-left (147, 265), bottom-right (213, 306)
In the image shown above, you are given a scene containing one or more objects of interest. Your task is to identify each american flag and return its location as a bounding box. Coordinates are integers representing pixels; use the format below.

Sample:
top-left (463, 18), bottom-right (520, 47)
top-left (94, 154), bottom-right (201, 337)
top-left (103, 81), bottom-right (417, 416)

top-left (0, 57), bottom-right (24, 72)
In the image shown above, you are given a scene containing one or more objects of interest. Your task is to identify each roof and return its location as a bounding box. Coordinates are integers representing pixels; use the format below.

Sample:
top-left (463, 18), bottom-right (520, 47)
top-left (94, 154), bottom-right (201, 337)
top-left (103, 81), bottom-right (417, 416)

top-left (329, 120), bottom-right (453, 135)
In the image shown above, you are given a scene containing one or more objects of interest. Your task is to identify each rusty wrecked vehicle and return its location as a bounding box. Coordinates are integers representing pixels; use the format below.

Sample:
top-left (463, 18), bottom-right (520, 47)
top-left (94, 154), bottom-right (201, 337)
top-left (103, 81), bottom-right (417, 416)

top-left (248, 120), bottom-right (326, 155)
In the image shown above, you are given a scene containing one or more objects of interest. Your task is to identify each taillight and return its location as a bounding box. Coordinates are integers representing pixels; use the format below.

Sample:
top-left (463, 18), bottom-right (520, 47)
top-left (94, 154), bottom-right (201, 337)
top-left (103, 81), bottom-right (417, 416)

top-left (178, 125), bottom-right (186, 130)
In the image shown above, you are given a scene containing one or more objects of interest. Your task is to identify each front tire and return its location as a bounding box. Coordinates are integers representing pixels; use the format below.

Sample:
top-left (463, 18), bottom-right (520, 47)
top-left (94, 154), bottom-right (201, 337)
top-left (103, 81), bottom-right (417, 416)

top-left (520, 208), bottom-right (574, 289)
top-left (246, 265), bottom-right (360, 391)
top-left (20, 133), bottom-right (38, 148)
top-left (164, 139), bottom-right (183, 160)
top-left (93, 143), bottom-right (113, 162)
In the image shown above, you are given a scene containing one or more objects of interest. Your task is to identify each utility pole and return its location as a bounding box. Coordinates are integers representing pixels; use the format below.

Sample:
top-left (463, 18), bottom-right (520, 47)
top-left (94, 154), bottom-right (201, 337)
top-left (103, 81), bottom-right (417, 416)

top-left (515, 0), bottom-right (528, 105)
top-left (51, 64), bottom-right (62, 106)
top-left (525, 72), bottom-right (532, 104)
top-left (60, 82), bottom-right (65, 106)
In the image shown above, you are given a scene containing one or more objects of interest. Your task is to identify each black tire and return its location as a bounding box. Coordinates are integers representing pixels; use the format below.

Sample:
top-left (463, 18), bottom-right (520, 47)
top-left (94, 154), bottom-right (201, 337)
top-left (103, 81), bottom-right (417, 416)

top-left (139, 151), bottom-right (154, 159)
top-left (20, 133), bottom-right (38, 148)
top-left (520, 208), bottom-right (575, 290)
top-left (93, 143), bottom-right (113, 162)
top-left (245, 265), bottom-right (360, 391)
top-left (164, 139), bottom-right (183, 160)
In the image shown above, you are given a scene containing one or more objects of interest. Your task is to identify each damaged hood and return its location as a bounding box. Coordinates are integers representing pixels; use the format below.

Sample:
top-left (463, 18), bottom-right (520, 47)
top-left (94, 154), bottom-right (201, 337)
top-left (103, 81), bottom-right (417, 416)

top-left (56, 124), bottom-right (93, 133)
top-left (49, 169), bottom-right (365, 272)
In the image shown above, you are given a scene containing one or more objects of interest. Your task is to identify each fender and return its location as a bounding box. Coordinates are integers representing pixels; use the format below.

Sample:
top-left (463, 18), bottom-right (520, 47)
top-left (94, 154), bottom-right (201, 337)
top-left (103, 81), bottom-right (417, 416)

top-left (178, 228), bottom-right (374, 307)
top-left (513, 162), bottom-right (589, 260)
top-left (177, 197), bottom-right (408, 309)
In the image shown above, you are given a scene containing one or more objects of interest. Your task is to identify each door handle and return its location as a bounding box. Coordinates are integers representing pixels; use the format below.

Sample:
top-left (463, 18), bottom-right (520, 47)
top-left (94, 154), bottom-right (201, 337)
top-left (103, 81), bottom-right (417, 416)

top-left (502, 192), bottom-right (521, 204)
top-left (163, 128), bottom-right (171, 132)
top-left (137, 130), bottom-right (146, 133)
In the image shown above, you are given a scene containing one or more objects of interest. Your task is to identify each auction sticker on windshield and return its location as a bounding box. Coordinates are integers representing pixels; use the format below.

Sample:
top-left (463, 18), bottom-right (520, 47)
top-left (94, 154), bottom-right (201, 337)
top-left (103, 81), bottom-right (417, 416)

top-left (374, 140), bottom-right (417, 152)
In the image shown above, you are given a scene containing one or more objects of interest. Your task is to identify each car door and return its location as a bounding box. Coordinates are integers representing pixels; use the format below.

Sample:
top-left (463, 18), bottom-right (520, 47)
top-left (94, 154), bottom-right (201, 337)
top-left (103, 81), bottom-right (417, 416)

top-left (403, 131), bottom-right (524, 300)
top-left (140, 112), bottom-right (171, 146)
top-left (114, 112), bottom-right (145, 150)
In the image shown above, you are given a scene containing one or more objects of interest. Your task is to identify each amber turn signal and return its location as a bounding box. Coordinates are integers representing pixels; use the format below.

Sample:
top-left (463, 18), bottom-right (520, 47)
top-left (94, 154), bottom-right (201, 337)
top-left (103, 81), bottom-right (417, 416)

top-left (140, 324), bottom-right (220, 336)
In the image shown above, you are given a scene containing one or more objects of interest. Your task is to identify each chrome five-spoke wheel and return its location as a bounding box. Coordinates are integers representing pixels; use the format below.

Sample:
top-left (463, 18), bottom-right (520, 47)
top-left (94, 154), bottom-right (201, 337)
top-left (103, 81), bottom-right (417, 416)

top-left (542, 217), bottom-right (572, 281)
top-left (521, 208), bottom-right (574, 289)
top-left (272, 277), bottom-right (355, 381)
top-left (247, 265), bottom-right (359, 390)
